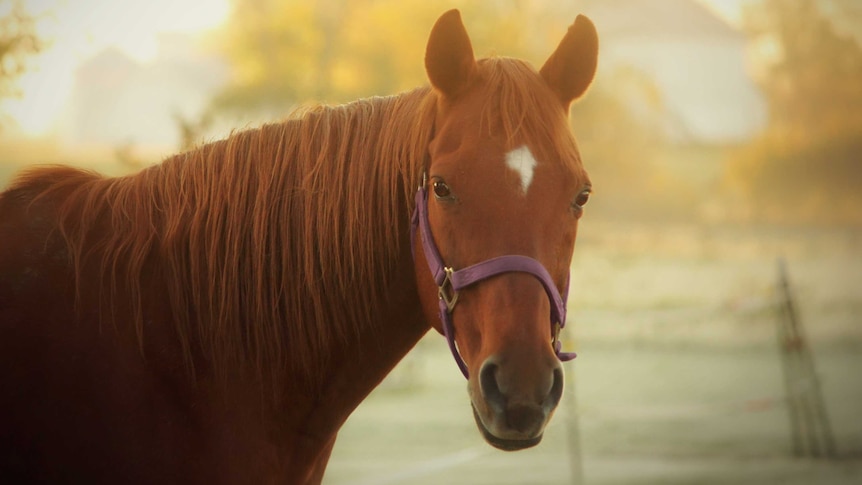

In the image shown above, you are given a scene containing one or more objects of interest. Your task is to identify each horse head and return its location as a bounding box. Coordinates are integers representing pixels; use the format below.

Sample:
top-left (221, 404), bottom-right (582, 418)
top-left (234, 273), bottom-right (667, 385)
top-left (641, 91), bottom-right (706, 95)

top-left (413, 9), bottom-right (598, 451)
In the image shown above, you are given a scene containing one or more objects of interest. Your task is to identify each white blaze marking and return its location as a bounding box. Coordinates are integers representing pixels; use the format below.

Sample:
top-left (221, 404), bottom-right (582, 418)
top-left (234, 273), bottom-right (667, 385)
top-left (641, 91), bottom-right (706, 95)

top-left (505, 145), bottom-right (537, 195)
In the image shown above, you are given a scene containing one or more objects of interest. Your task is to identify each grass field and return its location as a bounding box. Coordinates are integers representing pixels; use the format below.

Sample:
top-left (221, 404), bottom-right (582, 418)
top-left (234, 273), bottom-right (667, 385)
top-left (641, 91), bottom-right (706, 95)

top-left (323, 222), bottom-right (862, 484)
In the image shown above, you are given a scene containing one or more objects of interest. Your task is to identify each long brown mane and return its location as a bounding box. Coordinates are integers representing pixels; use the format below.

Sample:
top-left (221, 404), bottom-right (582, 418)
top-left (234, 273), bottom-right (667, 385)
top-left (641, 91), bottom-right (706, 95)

top-left (8, 57), bottom-right (575, 390)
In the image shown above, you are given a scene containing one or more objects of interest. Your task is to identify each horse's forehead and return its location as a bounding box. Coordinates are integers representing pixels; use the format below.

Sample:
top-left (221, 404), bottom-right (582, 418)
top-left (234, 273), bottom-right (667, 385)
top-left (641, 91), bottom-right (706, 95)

top-left (441, 133), bottom-right (574, 199)
top-left (433, 83), bottom-right (582, 194)
top-left (504, 145), bottom-right (538, 195)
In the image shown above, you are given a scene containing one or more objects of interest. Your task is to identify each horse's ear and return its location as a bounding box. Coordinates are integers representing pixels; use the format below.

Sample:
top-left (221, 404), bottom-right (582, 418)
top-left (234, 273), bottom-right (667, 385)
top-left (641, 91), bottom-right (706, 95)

top-left (425, 9), bottom-right (477, 99)
top-left (540, 14), bottom-right (599, 109)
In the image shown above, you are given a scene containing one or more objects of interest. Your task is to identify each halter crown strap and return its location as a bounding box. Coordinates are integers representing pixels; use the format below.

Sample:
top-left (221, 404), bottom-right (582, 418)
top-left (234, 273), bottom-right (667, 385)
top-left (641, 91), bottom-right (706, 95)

top-left (410, 181), bottom-right (576, 379)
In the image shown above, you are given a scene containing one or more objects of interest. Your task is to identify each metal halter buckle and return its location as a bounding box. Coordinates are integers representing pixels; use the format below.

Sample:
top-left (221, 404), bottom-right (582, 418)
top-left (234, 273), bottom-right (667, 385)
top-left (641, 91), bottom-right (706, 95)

top-left (552, 321), bottom-right (562, 347)
top-left (438, 266), bottom-right (459, 312)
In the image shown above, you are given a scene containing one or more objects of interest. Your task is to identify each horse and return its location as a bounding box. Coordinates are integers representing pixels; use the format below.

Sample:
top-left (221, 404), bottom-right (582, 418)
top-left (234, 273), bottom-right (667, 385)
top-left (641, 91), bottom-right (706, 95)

top-left (0, 9), bottom-right (597, 484)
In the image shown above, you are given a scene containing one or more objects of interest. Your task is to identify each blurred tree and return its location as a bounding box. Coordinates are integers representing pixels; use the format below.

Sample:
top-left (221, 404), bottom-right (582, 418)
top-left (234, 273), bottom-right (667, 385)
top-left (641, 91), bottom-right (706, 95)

top-left (727, 0), bottom-right (862, 224)
top-left (0, 1), bottom-right (42, 125)
top-left (209, 0), bottom-right (564, 118)
top-left (174, 108), bottom-right (214, 152)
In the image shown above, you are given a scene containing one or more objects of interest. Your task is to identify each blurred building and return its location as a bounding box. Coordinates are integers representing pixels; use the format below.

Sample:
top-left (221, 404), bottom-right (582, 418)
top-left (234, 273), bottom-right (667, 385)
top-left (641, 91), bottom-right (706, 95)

top-left (69, 33), bottom-right (227, 150)
top-left (582, 0), bottom-right (767, 146)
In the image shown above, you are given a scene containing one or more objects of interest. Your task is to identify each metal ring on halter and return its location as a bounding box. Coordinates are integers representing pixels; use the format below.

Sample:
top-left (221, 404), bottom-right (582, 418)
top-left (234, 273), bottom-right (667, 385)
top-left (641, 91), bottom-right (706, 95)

top-left (438, 266), bottom-right (459, 312)
top-left (551, 321), bottom-right (562, 353)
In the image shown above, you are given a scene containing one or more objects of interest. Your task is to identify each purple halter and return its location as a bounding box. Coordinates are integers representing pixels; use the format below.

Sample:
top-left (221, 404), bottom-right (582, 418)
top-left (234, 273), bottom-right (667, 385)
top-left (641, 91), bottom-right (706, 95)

top-left (410, 176), bottom-right (577, 379)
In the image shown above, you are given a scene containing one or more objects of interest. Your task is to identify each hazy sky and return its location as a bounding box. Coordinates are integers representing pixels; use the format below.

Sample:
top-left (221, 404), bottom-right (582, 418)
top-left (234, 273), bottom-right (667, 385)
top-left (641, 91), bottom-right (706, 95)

top-left (4, 0), bottom-right (230, 135)
top-left (4, 0), bottom-right (743, 137)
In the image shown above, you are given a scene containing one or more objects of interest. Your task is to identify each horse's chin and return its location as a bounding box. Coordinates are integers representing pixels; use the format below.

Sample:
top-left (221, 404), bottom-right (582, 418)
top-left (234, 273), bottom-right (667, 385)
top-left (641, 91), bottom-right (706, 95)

top-left (471, 405), bottom-right (544, 451)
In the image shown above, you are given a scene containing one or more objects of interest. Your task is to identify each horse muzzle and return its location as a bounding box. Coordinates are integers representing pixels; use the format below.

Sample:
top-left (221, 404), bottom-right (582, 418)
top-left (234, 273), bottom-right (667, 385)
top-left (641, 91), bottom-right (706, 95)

top-left (469, 354), bottom-right (564, 451)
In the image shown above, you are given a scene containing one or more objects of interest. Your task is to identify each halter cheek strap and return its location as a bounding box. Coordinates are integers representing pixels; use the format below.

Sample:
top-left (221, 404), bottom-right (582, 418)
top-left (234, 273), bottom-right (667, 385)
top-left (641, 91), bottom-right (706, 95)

top-left (410, 180), bottom-right (576, 379)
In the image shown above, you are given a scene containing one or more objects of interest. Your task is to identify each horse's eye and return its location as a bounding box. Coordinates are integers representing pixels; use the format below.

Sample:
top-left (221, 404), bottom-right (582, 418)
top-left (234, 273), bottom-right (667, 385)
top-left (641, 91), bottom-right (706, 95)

top-left (432, 180), bottom-right (452, 199)
top-left (573, 189), bottom-right (591, 208)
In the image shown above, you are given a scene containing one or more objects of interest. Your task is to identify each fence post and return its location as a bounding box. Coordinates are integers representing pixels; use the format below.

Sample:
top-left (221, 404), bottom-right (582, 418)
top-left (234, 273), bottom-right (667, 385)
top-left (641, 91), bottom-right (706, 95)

top-left (775, 258), bottom-right (837, 458)
top-left (564, 333), bottom-right (584, 485)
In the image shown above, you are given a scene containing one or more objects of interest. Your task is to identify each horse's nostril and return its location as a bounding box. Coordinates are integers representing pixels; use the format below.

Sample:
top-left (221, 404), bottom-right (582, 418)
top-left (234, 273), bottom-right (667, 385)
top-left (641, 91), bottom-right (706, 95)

top-left (479, 360), bottom-right (505, 411)
top-left (480, 358), bottom-right (564, 409)
top-left (548, 367), bottom-right (564, 407)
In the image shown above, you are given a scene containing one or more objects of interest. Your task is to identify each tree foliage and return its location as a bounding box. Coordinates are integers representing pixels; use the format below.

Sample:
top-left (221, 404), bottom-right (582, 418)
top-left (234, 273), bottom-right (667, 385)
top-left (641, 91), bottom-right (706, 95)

top-left (0, 1), bottom-right (42, 116)
top-left (727, 0), bottom-right (862, 225)
top-left (211, 0), bottom-right (571, 116)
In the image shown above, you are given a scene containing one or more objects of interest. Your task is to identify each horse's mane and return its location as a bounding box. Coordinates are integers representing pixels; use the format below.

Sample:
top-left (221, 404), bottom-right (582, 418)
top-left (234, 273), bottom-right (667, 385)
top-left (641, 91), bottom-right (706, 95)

top-left (8, 57), bottom-right (578, 392)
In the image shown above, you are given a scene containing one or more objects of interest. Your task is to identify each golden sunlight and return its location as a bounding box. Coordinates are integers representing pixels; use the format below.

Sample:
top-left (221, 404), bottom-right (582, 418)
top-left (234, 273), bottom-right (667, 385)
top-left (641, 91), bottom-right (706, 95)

top-left (4, 0), bottom-right (228, 136)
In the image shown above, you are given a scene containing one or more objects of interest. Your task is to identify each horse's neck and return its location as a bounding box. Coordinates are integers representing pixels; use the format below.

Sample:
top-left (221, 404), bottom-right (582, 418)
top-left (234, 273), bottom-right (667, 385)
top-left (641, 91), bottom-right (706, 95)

top-left (156, 92), bottom-right (433, 479)
top-left (315, 240), bottom-right (426, 398)
top-left (272, 241), bottom-right (430, 477)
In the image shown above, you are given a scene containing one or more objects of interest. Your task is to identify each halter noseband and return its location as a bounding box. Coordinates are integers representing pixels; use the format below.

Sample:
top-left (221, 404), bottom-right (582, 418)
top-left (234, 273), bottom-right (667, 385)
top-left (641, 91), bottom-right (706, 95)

top-left (410, 176), bottom-right (577, 379)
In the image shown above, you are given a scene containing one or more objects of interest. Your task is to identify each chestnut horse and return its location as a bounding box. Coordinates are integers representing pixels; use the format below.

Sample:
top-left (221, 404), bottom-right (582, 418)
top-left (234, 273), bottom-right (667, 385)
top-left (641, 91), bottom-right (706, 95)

top-left (0, 9), bottom-right (597, 484)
